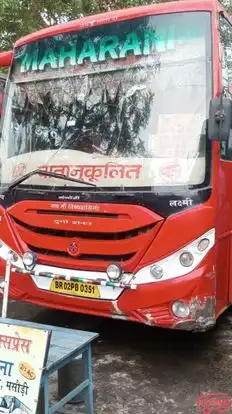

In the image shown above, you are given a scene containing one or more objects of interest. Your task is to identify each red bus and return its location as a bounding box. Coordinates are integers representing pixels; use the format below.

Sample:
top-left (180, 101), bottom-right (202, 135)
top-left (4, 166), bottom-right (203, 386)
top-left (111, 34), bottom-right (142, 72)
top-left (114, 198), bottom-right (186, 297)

top-left (0, 0), bottom-right (232, 331)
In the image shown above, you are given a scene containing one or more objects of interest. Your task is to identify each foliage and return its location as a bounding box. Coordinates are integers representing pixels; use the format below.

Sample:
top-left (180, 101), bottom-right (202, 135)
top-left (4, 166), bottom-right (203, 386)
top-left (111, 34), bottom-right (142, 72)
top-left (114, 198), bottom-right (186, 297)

top-left (0, 0), bottom-right (231, 52)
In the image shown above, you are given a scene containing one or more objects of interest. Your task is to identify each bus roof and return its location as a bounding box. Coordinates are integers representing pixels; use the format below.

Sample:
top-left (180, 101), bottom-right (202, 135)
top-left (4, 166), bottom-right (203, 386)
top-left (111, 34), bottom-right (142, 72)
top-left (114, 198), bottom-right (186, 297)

top-left (15, 0), bottom-right (226, 48)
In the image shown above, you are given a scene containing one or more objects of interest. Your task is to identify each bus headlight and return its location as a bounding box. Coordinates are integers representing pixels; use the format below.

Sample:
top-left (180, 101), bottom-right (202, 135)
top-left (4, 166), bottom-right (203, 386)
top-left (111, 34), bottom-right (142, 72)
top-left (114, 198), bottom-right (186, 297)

top-left (179, 252), bottom-right (194, 267)
top-left (133, 228), bottom-right (215, 284)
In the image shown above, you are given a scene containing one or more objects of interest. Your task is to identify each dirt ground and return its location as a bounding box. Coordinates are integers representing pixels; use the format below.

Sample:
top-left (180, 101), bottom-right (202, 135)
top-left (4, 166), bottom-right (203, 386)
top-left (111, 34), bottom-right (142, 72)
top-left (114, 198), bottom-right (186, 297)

top-left (4, 300), bottom-right (232, 413)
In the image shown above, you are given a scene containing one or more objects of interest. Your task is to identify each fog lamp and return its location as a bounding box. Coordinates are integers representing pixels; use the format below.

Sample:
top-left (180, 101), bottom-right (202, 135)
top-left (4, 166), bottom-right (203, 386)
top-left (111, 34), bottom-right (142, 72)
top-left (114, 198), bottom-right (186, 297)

top-left (172, 301), bottom-right (190, 318)
top-left (150, 264), bottom-right (163, 280)
top-left (23, 252), bottom-right (36, 269)
top-left (179, 251), bottom-right (194, 267)
top-left (106, 264), bottom-right (122, 280)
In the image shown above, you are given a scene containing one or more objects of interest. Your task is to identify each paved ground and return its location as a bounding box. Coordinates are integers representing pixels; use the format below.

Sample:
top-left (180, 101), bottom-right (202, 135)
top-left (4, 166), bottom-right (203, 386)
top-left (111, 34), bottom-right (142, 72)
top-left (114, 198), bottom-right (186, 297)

top-left (4, 301), bottom-right (232, 413)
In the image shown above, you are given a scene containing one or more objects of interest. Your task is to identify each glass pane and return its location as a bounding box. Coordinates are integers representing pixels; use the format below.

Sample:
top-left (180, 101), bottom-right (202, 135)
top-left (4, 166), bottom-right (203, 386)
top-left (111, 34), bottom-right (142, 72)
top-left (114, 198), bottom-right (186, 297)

top-left (0, 11), bottom-right (212, 190)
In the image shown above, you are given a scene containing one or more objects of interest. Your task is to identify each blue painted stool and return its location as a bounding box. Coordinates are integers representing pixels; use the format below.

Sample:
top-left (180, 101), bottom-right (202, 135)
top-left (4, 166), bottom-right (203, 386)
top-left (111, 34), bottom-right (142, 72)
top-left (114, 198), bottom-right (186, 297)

top-left (0, 317), bottom-right (98, 414)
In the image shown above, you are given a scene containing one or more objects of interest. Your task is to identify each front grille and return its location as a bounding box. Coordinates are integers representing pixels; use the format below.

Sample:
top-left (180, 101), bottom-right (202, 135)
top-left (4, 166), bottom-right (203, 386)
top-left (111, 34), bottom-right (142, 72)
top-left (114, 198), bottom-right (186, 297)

top-left (27, 244), bottom-right (135, 262)
top-left (8, 200), bottom-right (164, 270)
top-left (12, 217), bottom-right (155, 240)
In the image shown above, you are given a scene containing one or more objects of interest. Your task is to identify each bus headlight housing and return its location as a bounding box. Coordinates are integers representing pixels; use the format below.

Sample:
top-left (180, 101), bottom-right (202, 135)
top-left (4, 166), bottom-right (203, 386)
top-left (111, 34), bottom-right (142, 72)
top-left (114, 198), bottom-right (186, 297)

top-left (172, 301), bottom-right (190, 318)
top-left (0, 239), bottom-right (23, 267)
top-left (8, 250), bottom-right (20, 263)
top-left (150, 264), bottom-right (163, 280)
top-left (22, 251), bottom-right (36, 270)
top-left (179, 252), bottom-right (194, 267)
top-left (106, 263), bottom-right (122, 281)
top-left (133, 228), bottom-right (215, 285)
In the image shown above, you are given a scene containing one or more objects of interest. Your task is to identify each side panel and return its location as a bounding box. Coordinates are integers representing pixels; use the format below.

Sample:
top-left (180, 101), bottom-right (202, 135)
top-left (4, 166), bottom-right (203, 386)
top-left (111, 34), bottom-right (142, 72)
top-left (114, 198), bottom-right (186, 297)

top-left (216, 13), bottom-right (232, 307)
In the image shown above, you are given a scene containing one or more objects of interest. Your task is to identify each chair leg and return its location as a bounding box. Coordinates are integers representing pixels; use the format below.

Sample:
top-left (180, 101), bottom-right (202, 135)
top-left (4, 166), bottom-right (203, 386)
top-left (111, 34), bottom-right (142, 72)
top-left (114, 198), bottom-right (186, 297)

top-left (43, 374), bottom-right (50, 414)
top-left (57, 356), bottom-right (84, 404)
top-left (83, 347), bottom-right (94, 414)
top-left (36, 387), bottom-right (45, 414)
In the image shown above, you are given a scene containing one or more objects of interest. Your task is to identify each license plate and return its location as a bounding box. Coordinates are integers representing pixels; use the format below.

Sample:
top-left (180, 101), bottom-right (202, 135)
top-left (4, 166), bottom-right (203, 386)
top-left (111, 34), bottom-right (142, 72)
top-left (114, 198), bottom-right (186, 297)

top-left (50, 279), bottom-right (100, 298)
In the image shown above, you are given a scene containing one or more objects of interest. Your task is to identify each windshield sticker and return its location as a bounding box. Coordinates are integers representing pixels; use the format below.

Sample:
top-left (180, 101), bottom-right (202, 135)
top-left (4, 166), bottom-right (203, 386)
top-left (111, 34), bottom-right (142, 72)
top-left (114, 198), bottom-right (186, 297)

top-left (6, 151), bottom-right (206, 188)
top-left (12, 163), bottom-right (26, 179)
top-left (17, 26), bottom-right (190, 75)
top-left (12, 13), bottom-right (206, 79)
top-left (38, 163), bottom-right (142, 183)
top-left (159, 163), bottom-right (181, 183)
top-left (20, 30), bottom-right (159, 73)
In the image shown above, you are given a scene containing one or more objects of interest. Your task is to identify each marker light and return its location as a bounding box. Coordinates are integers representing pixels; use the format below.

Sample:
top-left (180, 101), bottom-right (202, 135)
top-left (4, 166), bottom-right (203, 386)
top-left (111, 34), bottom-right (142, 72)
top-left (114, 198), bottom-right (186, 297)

top-left (22, 252), bottom-right (36, 269)
top-left (198, 238), bottom-right (210, 252)
top-left (172, 301), bottom-right (190, 318)
top-left (150, 264), bottom-right (163, 280)
top-left (106, 264), bottom-right (122, 281)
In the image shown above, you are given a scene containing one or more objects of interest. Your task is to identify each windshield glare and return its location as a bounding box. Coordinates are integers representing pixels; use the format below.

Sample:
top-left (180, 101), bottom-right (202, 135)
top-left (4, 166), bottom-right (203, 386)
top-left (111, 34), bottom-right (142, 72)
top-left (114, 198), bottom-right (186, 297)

top-left (0, 11), bottom-right (212, 190)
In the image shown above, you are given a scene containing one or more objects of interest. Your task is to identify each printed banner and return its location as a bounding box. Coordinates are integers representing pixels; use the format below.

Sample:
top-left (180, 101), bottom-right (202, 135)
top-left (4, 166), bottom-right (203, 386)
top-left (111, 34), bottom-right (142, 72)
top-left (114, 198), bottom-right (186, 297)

top-left (2, 149), bottom-right (206, 188)
top-left (0, 323), bottom-right (50, 414)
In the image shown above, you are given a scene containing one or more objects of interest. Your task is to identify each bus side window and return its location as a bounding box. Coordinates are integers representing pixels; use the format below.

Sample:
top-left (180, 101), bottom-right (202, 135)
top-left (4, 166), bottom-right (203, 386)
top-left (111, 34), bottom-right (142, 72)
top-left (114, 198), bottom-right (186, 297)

top-left (219, 15), bottom-right (232, 160)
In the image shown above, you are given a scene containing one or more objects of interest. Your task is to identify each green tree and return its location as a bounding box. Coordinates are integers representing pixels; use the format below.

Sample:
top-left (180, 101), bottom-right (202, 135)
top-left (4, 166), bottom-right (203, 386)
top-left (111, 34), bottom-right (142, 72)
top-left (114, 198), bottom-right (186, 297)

top-left (0, 0), bottom-right (84, 51)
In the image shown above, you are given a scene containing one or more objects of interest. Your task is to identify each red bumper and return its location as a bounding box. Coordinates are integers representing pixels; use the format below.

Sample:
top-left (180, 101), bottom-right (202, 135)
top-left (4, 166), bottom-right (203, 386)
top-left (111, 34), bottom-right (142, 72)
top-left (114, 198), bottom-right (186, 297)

top-left (1, 253), bottom-right (216, 331)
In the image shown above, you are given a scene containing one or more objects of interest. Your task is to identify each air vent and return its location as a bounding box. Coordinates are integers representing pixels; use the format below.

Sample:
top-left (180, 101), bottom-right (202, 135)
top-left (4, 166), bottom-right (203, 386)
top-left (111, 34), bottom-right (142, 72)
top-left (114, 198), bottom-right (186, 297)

top-left (27, 245), bottom-right (135, 262)
top-left (13, 217), bottom-right (155, 240)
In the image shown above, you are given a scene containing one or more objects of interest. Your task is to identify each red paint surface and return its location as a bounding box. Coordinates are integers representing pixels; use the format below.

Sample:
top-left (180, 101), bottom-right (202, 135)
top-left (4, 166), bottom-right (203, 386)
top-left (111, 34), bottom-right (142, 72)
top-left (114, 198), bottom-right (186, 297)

top-left (7, 201), bottom-right (164, 272)
top-left (0, 250), bottom-right (215, 329)
top-left (0, 51), bottom-right (12, 67)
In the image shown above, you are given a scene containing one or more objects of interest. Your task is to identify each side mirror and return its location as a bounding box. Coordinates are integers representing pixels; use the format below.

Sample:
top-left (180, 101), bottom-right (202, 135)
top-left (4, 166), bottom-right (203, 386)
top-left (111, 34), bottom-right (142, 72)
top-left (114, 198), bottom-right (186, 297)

top-left (208, 97), bottom-right (232, 141)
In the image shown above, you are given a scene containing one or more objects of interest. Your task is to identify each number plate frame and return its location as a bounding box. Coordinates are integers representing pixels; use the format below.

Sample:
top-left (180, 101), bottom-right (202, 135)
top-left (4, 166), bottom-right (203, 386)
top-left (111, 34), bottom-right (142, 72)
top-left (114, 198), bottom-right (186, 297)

top-left (50, 279), bottom-right (100, 298)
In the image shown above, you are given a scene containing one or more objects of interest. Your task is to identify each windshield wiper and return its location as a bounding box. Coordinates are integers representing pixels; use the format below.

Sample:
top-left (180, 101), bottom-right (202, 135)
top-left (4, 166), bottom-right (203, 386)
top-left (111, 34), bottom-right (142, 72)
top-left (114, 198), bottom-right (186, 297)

top-left (1, 168), bottom-right (99, 196)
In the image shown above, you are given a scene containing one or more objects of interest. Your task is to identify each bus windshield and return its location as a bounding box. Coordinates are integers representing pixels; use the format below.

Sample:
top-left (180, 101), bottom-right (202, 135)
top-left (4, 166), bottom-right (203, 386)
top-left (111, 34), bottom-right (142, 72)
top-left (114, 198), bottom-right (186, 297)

top-left (0, 11), bottom-right (212, 190)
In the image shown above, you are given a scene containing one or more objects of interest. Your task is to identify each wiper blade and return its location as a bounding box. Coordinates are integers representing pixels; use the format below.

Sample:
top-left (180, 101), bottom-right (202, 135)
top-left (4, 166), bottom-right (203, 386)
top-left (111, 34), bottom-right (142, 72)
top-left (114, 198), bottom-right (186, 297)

top-left (1, 168), bottom-right (99, 195)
